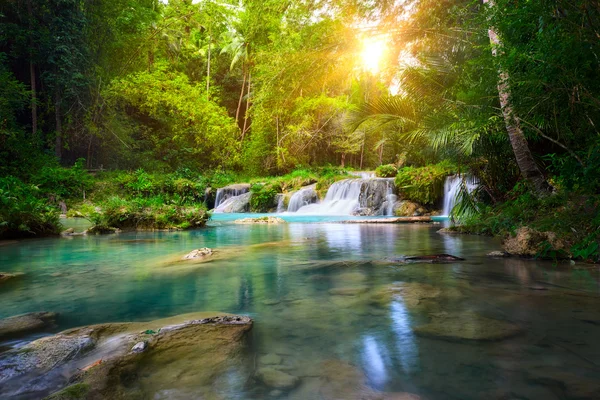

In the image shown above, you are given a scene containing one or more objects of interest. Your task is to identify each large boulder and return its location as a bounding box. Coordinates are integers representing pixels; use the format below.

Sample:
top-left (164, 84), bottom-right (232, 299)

top-left (0, 313), bottom-right (253, 399)
top-left (0, 311), bottom-right (57, 339)
top-left (503, 226), bottom-right (566, 257)
top-left (394, 201), bottom-right (421, 217)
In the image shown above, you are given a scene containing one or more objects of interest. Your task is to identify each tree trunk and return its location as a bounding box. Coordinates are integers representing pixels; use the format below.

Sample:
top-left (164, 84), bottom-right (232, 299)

top-left (55, 92), bottom-right (62, 160)
top-left (206, 29), bottom-right (211, 101)
top-left (27, 0), bottom-right (37, 137)
top-left (241, 72), bottom-right (251, 141)
top-left (484, 0), bottom-right (552, 196)
top-left (236, 70), bottom-right (247, 130)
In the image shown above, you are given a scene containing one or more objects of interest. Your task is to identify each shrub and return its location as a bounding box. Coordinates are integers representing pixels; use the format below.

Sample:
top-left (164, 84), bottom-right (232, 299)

top-left (250, 183), bottom-right (280, 212)
top-left (0, 176), bottom-right (61, 239)
top-left (375, 164), bottom-right (398, 178)
top-left (90, 196), bottom-right (210, 231)
top-left (32, 159), bottom-right (94, 200)
top-left (395, 161), bottom-right (456, 205)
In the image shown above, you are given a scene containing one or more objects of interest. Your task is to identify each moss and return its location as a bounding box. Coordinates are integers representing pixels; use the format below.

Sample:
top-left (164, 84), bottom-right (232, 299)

top-left (394, 161), bottom-right (456, 205)
top-left (44, 383), bottom-right (89, 400)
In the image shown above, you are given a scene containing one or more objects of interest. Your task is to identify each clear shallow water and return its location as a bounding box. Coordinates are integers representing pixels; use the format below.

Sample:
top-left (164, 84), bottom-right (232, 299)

top-left (1, 215), bottom-right (600, 399)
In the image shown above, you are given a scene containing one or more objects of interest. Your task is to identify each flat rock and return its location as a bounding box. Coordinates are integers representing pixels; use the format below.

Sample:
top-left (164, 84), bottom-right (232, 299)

top-left (328, 287), bottom-right (369, 296)
top-left (257, 367), bottom-right (299, 389)
top-left (260, 353), bottom-right (283, 365)
top-left (234, 217), bottom-right (286, 224)
top-left (182, 247), bottom-right (213, 260)
top-left (414, 312), bottom-right (522, 342)
top-left (0, 272), bottom-right (24, 284)
top-left (0, 311), bottom-right (57, 339)
top-left (487, 251), bottom-right (509, 257)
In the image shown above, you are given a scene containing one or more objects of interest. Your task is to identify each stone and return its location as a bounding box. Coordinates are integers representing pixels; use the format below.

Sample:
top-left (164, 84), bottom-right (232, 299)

top-left (217, 192), bottom-right (251, 213)
top-left (260, 353), bottom-right (283, 365)
top-left (328, 287), bottom-right (369, 296)
top-left (234, 217), bottom-right (286, 224)
top-left (131, 341), bottom-right (147, 353)
top-left (262, 299), bottom-right (281, 306)
top-left (400, 254), bottom-right (465, 263)
top-left (61, 228), bottom-right (75, 235)
top-left (503, 227), bottom-right (566, 257)
top-left (0, 272), bottom-right (24, 283)
top-left (487, 251), bottom-right (509, 257)
top-left (257, 367), bottom-right (299, 389)
top-left (1, 313), bottom-right (253, 400)
top-left (414, 312), bottom-right (522, 341)
top-left (394, 201), bottom-right (420, 217)
top-left (182, 247), bottom-right (213, 260)
top-left (0, 311), bottom-right (57, 339)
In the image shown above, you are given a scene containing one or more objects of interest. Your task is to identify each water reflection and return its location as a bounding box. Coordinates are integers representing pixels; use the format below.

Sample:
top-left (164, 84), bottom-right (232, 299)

top-left (1, 219), bottom-right (600, 399)
top-left (390, 298), bottom-right (419, 374)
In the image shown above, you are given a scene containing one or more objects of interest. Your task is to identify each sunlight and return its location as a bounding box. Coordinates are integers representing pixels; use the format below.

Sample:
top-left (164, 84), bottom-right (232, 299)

top-left (360, 37), bottom-right (387, 74)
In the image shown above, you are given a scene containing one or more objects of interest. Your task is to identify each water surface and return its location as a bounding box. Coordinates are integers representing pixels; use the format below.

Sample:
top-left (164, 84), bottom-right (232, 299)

top-left (1, 215), bottom-right (599, 399)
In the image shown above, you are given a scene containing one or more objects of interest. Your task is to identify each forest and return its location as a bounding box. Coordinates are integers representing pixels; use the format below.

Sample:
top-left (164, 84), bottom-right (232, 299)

top-left (1, 0), bottom-right (600, 260)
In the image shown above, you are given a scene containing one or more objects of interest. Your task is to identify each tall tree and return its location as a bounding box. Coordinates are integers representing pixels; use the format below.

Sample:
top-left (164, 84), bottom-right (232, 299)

top-left (483, 0), bottom-right (552, 196)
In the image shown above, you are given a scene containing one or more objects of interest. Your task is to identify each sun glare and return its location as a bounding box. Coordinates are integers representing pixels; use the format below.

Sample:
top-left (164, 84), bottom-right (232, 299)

top-left (360, 37), bottom-right (387, 74)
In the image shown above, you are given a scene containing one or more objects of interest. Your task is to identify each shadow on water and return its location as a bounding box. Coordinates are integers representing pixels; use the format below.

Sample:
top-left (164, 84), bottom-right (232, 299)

top-left (1, 215), bottom-right (599, 399)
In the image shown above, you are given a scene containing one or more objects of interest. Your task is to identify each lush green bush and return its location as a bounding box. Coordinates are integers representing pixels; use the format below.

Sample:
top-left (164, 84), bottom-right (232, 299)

top-left (0, 176), bottom-right (61, 239)
top-left (32, 159), bottom-right (94, 201)
top-left (395, 161), bottom-right (456, 205)
top-left (375, 164), bottom-right (398, 178)
top-left (455, 184), bottom-right (600, 262)
top-left (249, 183), bottom-right (281, 212)
top-left (89, 196), bottom-right (210, 232)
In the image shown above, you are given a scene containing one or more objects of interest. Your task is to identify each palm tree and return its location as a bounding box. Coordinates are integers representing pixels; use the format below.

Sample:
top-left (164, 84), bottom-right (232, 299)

top-left (483, 0), bottom-right (552, 197)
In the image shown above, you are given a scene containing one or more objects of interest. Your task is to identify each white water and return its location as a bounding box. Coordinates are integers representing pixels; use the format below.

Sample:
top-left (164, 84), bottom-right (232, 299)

top-left (384, 180), bottom-right (397, 216)
top-left (214, 186), bottom-right (249, 209)
top-left (287, 186), bottom-right (317, 212)
top-left (213, 196), bottom-right (242, 213)
top-left (442, 175), bottom-right (479, 216)
top-left (295, 179), bottom-right (363, 215)
top-left (349, 171), bottom-right (375, 179)
top-left (276, 195), bottom-right (285, 213)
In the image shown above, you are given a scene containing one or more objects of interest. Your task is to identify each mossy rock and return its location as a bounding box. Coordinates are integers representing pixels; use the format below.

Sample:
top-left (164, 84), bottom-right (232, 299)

top-left (45, 383), bottom-right (89, 400)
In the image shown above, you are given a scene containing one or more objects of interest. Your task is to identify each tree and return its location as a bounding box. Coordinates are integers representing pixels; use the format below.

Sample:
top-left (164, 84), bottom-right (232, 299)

top-left (483, 0), bottom-right (552, 197)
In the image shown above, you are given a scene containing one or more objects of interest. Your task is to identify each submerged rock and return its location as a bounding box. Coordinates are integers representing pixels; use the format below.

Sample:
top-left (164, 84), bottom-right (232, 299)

top-left (414, 312), bottom-right (522, 342)
top-left (234, 217), bottom-right (286, 224)
top-left (400, 254), bottom-right (465, 264)
top-left (182, 247), bottom-right (213, 260)
top-left (0, 272), bottom-right (24, 284)
top-left (328, 287), bottom-right (369, 296)
top-left (259, 353), bottom-right (283, 365)
top-left (257, 367), bottom-right (299, 389)
top-left (0, 311), bottom-right (57, 339)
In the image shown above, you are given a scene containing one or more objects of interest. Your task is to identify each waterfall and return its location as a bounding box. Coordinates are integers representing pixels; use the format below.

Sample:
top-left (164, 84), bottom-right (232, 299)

top-left (349, 171), bottom-right (375, 179)
top-left (214, 184), bottom-right (250, 209)
top-left (384, 180), bottom-right (397, 216)
top-left (276, 195), bottom-right (285, 213)
top-left (442, 175), bottom-right (479, 216)
top-left (294, 178), bottom-right (394, 216)
top-left (287, 185), bottom-right (318, 212)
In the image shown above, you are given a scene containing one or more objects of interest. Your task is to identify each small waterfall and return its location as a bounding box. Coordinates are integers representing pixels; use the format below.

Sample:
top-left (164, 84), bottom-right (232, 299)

top-left (442, 175), bottom-right (479, 216)
top-left (287, 185), bottom-right (318, 212)
top-left (294, 178), bottom-right (394, 216)
top-left (214, 184), bottom-right (250, 209)
top-left (349, 171), bottom-right (375, 179)
top-left (384, 180), bottom-right (397, 216)
top-left (276, 195), bottom-right (285, 213)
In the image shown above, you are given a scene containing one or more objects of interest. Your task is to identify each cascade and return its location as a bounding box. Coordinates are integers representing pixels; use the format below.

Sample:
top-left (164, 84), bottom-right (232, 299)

top-left (276, 195), bottom-right (285, 213)
top-left (295, 178), bottom-right (395, 216)
top-left (442, 175), bottom-right (479, 216)
top-left (214, 184), bottom-right (250, 209)
top-left (287, 185), bottom-right (318, 212)
top-left (383, 180), bottom-right (397, 216)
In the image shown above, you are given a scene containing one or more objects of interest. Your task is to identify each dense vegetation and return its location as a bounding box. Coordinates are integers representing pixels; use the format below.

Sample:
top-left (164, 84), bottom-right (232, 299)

top-left (1, 0), bottom-right (599, 260)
